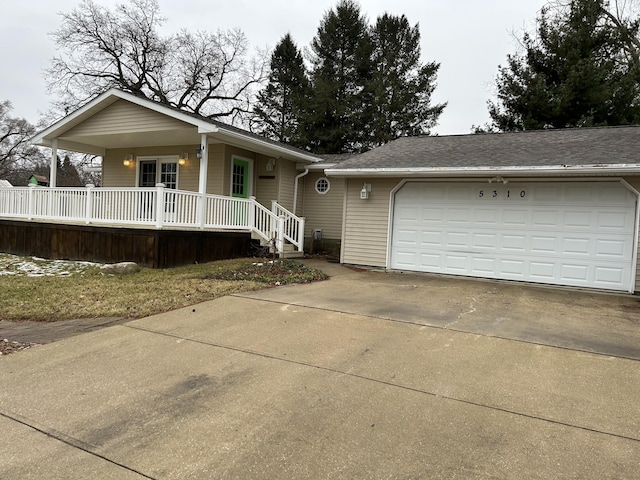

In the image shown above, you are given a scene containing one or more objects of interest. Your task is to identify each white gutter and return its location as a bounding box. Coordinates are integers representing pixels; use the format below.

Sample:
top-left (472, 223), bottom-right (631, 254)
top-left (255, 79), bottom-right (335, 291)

top-left (216, 128), bottom-right (321, 164)
top-left (324, 164), bottom-right (640, 177)
top-left (292, 168), bottom-right (309, 214)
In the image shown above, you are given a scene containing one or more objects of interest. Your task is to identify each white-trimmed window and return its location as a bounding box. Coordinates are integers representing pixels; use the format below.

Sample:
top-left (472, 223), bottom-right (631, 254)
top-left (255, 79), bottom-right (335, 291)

top-left (315, 177), bottom-right (330, 194)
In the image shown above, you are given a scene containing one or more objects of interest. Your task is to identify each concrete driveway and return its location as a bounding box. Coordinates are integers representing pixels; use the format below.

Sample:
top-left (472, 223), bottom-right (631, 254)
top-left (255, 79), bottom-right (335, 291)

top-left (1, 260), bottom-right (639, 479)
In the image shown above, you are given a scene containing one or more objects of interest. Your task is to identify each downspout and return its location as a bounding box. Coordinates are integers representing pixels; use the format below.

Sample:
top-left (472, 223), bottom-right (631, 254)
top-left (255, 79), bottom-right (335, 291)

top-left (292, 168), bottom-right (309, 215)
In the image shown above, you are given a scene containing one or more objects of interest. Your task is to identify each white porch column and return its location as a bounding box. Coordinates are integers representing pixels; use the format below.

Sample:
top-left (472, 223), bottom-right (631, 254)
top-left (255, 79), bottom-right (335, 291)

top-left (198, 134), bottom-right (209, 229)
top-left (50, 139), bottom-right (58, 188)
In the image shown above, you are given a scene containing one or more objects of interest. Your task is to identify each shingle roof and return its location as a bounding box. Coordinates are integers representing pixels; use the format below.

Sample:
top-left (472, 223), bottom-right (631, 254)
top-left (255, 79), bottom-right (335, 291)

top-left (156, 97), bottom-right (322, 161)
top-left (330, 126), bottom-right (640, 171)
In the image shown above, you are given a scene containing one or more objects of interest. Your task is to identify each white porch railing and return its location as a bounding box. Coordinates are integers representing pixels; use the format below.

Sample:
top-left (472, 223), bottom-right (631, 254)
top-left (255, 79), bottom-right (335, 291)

top-left (0, 185), bottom-right (304, 255)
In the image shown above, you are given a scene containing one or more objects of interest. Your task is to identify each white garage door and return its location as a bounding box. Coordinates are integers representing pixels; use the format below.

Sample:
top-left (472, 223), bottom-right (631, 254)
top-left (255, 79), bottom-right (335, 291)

top-left (391, 181), bottom-right (638, 291)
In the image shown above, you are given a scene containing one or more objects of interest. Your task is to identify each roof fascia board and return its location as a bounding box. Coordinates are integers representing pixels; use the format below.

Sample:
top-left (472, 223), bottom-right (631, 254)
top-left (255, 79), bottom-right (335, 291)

top-left (324, 165), bottom-right (640, 177)
top-left (214, 128), bottom-right (320, 163)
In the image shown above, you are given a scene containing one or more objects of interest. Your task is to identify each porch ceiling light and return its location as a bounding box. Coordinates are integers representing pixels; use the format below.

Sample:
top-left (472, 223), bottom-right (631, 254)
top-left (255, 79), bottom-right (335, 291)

top-left (123, 154), bottom-right (134, 167)
top-left (179, 153), bottom-right (188, 165)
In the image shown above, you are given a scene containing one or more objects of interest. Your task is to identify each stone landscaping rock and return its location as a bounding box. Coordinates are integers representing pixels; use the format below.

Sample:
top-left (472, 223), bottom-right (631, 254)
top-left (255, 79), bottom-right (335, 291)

top-left (101, 262), bottom-right (140, 275)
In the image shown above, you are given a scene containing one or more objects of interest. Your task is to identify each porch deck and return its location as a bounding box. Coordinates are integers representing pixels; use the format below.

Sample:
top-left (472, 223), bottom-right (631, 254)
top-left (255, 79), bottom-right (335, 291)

top-left (0, 186), bottom-right (305, 267)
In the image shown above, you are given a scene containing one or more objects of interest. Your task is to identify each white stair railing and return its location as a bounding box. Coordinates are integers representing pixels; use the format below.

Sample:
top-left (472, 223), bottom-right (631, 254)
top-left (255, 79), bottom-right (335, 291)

top-left (271, 201), bottom-right (305, 252)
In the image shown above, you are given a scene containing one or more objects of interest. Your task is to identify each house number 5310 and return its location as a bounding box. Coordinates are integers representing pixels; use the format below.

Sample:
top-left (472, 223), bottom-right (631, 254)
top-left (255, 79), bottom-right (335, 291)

top-left (478, 190), bottom-right (526, 198)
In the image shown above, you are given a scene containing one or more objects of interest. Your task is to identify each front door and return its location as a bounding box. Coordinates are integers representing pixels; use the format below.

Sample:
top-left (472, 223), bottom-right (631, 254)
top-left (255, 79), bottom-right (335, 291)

top-left (137, 158), bottom-right (179, 220)
top-left (231, 157), bottom-right (253, 226)
top-left (231, 158), bottom-right (251, 198)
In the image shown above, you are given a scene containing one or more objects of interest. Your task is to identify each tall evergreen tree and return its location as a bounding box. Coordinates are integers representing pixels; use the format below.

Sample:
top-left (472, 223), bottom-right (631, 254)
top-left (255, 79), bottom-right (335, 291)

top-left (305, 0), bottom-right (373, 153)
top-left (59, 155), bottom-right (84, 187)
top-left (489, 0), bottom-right (640, 131)
top-left (252, 34), bottom-right (309, 147)
top-left (367, 14), bottom-right (446, 147)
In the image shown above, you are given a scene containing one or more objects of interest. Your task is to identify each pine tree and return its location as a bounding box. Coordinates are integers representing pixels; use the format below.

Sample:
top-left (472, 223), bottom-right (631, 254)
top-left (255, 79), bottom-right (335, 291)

top-left (304, 0), bottom-right (373, 153)
top-left (489, 0), bottom-right (640, 131)
top-left (59, 155), bottom-right (83, 187)
top-left (367, 13), bottom-right (446, 147)
top-left (253, 34), bottom-right (309, 147)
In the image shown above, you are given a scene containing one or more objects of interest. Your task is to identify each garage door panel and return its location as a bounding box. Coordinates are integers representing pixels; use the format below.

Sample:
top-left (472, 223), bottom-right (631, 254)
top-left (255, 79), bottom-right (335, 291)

top-left (564, 211), bottom-right (592, 228)
top-left (595, 239), bottom-right (627, 258)
top-left (561, 264), bottom-right (589, 282)
top-left (395, 207), bottom-right (419, 223)
top-left (594, 267), bottom-right (625, 286)
top-left (418, 252), bottom-right (442, 269)
top-left (502, 234), bottom-right (527, 252)
top-left (530, 235), bottom-right (557, 253)
top-left (421, 230), bottom-right (443, 247)
top-left (448, 208), bottom-right (471, 223)
top-left (473, 233), bottom-right (497, 250)
top-left (531, 185), bottom-right (563, 201)
top-left (446, 231), bottom-right (471, 248)
top-left (532, 209), bottom-right (560, 227)
top-left (597, 212), bottom-right (630, 230)
top-left (394, 228), bottom-right (418, 246)
top-left (421, 207), bottom-right (444, 222)
top-left (475, 209), bottom-right (499, 225)
top-left (391, 181), bottom-right (637, 291)
top-left (562, 237), bottom-right (591, 256)
top-left (444, 254), bottom-right (468, 272)
top-left (471, 257), bottom-right (496, 274)
top-left (499, 259), bottom-right (526, 276)
top-left (502, 209), bottom-right (529, 226)
top-left (529, 262), bottom-right (556, 280)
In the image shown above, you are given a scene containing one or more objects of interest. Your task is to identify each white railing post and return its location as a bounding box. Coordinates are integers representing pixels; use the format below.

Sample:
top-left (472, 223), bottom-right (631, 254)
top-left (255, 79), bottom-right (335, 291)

top-left (27, 184), bottom-right (35, 220)
top-left (249, 196), bottom-right (257, 230)
top-left (85, 184), bottom-right (94, 224)
top-left (198, 193), bottom-right (206, 229)
top-left (155, 183), bottom-right (165, 228)
top-left (298, 217), bottom-right (306, 252)
top-left (271, 199), bottom-right (278, 214)
top-left (276, 215), bottom-right (285, 256)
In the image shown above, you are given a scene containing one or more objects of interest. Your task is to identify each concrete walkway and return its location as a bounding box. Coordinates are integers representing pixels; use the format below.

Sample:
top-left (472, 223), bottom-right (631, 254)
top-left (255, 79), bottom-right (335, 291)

top-left (1, 260), bottom-right (639, 479)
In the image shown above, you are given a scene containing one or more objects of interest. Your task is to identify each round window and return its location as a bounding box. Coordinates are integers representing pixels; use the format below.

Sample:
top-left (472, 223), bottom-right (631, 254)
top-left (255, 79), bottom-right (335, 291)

top-left (315, 177), bottom-right (330, 194)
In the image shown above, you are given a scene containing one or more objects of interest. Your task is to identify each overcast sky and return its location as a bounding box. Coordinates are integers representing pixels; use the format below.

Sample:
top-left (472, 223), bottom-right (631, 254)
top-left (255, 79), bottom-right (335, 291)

top-left (0, 0), bottom-right (547, 135)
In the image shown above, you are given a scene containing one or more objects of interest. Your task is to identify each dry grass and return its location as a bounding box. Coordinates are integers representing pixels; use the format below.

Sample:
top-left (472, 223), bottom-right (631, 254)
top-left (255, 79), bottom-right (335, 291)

top-left (0, 257), bottom-right (327, 322)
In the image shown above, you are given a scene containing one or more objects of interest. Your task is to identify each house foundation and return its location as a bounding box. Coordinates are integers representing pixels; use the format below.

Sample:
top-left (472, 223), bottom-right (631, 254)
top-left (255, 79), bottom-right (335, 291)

top-left (0, 220), bottom-right (253, 268)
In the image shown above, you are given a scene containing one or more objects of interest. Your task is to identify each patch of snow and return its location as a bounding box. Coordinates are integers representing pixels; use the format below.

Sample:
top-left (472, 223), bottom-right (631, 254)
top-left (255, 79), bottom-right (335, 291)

top-left (0, 254), bottom-right (104, 277)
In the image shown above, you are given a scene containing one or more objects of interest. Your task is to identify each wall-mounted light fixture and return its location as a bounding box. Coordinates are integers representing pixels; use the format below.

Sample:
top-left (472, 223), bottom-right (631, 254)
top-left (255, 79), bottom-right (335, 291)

top-left (196, 146), bottom-right (203, 159)
top-left (360, 182), bottom-right (371, 200)
top-left (123, 154), bottom-right (134, 167)
top-left (266, 158), bottom-right (276, 171)
top-left (179, 153), bottom-right (188, 166)
top-left (488, 175), bottom-right (508, 184)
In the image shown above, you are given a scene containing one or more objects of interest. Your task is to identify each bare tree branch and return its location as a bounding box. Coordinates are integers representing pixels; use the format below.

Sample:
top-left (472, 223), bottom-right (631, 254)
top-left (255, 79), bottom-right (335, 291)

top-left (46, 0), bottom-right (267, 126)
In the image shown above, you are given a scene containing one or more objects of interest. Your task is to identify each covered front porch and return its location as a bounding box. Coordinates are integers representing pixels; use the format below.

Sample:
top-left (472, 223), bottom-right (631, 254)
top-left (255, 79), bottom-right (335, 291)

top-left (0, 89), bottom-right (321, 265)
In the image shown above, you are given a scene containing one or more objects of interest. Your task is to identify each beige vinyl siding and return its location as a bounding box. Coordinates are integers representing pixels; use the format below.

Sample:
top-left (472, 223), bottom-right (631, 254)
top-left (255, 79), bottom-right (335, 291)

top-left (277, 159), bottom-right (299, 211)
top-left (622, 176), bottom-right (640, 292)
top-left (103, 146), bottom-right (200, 190)
top-left (301, 172), bottom-right (344, 241)
top-left (341, 178), bottom-right (400, 267)
top-left (103, 148), bottom-right (137, 187)
top-left (206, 144), bottom-right (227, 195)
top-left (65, 99), bottom-right (189, 136)
top-left (254, 154), bottom-right (278, 208)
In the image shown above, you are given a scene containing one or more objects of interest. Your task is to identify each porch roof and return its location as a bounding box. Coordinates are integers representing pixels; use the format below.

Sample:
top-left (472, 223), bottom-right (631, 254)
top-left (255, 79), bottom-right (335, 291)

top-left (32, 89), bottom-right (322, 164)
